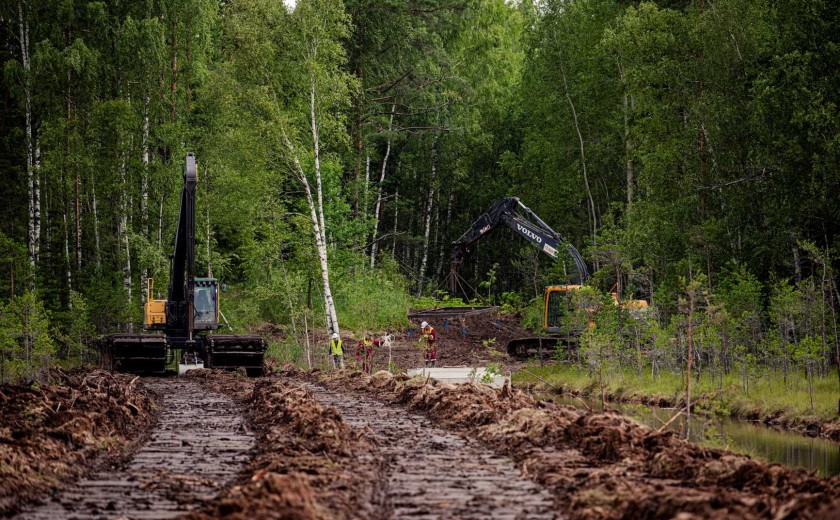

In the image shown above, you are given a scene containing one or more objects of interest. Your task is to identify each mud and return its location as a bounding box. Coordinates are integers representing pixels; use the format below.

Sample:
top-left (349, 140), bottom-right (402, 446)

top-left (14, 378), bottom-right (254, 519)
top-left (184, 369), bottom-right (385, 520)
top-left (0, 369), bottom-right (157, 517)
top-left (316, 368), bottom-right (840, 519)
top-left (368, 312), bottom-right (528, 372)
top-left (304, 382), bottom-right (558, 519)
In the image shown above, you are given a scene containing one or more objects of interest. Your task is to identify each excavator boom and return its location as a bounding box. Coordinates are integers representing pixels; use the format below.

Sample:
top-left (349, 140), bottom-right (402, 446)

top-left (452, 197), bottom-right (588, 282)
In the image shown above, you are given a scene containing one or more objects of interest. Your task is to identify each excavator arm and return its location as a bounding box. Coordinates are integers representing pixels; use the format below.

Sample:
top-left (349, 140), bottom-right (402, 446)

top-left (165, 153), bottom-right (198, 342)
top-left (451, 197), bottom-right (589, 282)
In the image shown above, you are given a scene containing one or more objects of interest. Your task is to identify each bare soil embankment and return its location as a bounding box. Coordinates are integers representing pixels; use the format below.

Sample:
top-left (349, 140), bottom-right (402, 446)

top-left (0, 369), bottom-right (157, 517)
top-left (313, 367), bottom-right (840, 519)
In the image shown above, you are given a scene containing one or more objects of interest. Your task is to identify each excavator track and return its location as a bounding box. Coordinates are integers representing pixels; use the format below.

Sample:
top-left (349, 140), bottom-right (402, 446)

top-left (205, 334), bottom-right (267, 376)
top-left (102, 334), bottom-right (169, 374)
top-left (507, 336), bottom-right (564, 360)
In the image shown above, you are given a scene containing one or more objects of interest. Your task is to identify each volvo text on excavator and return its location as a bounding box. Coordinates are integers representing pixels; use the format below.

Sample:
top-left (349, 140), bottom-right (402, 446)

top-left (101, 153), bottom-right (267, 376)
top-left (451, 197), bottom-right (646, 359)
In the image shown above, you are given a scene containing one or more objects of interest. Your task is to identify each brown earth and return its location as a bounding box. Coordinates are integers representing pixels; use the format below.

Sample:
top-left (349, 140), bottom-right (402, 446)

top-left (183, 369), bottom-right (386, 520)
top-left (310, 367), bottom-right (840, 519)
top-left (0, 369), bottom-right (158, 517)
top-left (366, 311), bottom-right (529, 372)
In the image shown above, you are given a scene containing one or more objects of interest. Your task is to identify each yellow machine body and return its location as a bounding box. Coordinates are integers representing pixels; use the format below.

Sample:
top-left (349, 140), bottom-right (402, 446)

top-left (144, 278), bottom-right (168, 329)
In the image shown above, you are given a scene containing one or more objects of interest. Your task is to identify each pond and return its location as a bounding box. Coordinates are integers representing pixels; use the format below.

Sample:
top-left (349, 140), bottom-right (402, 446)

top-left (540, 393), bottom-right (840, 477)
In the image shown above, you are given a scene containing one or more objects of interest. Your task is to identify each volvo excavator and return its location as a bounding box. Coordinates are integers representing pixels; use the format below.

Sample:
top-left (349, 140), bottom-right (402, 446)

top-left (101, 153), bottom-right (267, 376)
top-left (451, 197), bottom-right (646, 359)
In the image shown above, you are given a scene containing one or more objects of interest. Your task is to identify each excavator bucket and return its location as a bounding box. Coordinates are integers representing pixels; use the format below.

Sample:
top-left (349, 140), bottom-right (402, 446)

top-left (205, 335), bottom-right (267, 377)
top-left (102, 334), bottom-right (169, 374)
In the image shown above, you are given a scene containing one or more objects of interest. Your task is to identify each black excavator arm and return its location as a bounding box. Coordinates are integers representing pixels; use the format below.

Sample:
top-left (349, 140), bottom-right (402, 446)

top-left (165, 152), bottom-right (198, 343)
top-left (451, 197), bottom-right (589, 282)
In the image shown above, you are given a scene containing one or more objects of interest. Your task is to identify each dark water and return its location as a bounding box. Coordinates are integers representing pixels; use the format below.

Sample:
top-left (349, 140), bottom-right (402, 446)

top-left (540, 394), bottom-right (840, 477)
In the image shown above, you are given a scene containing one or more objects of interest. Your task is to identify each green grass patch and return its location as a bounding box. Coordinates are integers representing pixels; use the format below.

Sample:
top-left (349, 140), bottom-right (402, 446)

top-left (515, 363), bottom-right (840, 422)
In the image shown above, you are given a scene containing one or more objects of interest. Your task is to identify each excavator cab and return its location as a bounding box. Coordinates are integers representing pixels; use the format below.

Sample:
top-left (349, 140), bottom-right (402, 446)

top-left (193, 278), bottom-right (219, 330)
top-left (143, 277), bottom-right (220, 331)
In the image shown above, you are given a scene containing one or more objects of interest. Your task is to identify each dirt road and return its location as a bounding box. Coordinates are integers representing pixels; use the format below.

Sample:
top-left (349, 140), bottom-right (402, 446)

top-left (305, 382), bottom-right (559, 519)
top-left (15, 379), bottom-right (254, 519)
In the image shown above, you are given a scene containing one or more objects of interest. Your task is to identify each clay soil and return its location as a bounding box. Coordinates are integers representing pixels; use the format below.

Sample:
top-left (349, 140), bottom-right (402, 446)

top-left (0, 369), bottom-right (158, 517)
top-left (312, 367), bottom-right (840, 519)
top-left (369, 311), bottom-right (529, 372)
top-left (185, 367), bottom-right (562, 519)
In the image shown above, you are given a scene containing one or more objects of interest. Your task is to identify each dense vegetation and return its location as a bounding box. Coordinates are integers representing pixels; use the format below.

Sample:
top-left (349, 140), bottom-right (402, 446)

top-left (1, 0), bottom-right (839, 396)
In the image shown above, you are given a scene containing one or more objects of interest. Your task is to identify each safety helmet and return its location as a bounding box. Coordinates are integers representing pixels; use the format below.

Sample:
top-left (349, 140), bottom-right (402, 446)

top-left (421, 321), bottom-right (428, 329)
top-left (332, 333), bottom-right (339, 340)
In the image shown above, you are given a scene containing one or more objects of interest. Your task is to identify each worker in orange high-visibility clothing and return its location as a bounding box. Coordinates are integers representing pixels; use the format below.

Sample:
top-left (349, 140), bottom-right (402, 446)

top-left (421, 321), bottom-right (436, 367)
top-left (355, 333), bottom-right (380, 374)
top-left (329, 333), bottom-right (345, 369)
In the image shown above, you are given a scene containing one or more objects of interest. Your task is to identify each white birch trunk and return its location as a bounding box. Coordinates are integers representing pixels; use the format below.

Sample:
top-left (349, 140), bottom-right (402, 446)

top-left (19, 0), bottom-right (38, 269)
top-left (141, 91), bottom-right (150, 303)
top-left (362, 153), bottom-right (370, 220)
top-left (308, 74), bottom-right (339, 336)
top-left (33, 142), bottom-right (41, 264)
top-left (417, 138), bottom-right (437, 296)
top-left (370, 104), bottom-right (395, 268)
top-left (91, 174), bottom-right (101, 270)
top-left (559, 60), bottom-right (597, 263)
top-left (619, 62), bottom-right (633, 208)
top-left (391, 189), bottom-right (398, 261)
top-left (119, 152), bottom-right (133, 331)
top-left (437, 190), bottom-right (454, 277)
top-left (63, 206), bottom-right (71, 291)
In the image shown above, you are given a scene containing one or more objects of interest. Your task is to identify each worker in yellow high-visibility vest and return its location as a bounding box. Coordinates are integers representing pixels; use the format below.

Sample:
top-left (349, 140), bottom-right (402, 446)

top-left (329, 333), bottom-right (345, 369)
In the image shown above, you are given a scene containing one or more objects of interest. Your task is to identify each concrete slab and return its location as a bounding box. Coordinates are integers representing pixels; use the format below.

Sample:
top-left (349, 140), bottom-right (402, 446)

top-left (406, 367), bottom-right (508, 388)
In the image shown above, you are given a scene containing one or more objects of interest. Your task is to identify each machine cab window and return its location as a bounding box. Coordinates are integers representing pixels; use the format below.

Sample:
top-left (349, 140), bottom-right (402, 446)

top-left (193, 278), bottom-right (218, 328)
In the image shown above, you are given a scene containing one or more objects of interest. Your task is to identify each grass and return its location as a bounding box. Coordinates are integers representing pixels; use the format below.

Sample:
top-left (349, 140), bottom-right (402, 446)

top-left (514, 363), bottom-right (840, 423)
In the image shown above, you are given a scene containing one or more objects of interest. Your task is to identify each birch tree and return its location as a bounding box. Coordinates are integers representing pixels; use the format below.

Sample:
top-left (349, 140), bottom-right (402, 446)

top-left (278, 0), bottom-right (355, 337)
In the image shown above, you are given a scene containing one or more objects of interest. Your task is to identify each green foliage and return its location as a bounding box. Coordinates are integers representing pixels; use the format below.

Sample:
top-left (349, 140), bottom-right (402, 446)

top-left (0, 292), bottom-right (55, 384)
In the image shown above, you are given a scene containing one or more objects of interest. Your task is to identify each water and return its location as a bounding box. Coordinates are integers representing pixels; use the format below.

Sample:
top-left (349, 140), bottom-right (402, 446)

top-left (539, 393), bottom-right (840, 477)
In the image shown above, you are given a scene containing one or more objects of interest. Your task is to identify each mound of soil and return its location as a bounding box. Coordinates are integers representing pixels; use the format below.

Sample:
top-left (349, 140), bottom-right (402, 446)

top-left (313, 368), bottom-right (840, 519)
top-left (370, 311), bottom-right (529, 372)
top-left (0, 369), bottom-right (158, 516)
top-left (185, 369), bottom-right (385, 520)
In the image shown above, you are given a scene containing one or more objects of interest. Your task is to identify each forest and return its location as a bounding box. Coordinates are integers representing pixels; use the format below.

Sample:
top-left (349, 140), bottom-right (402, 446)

top-left (1, 0), bottom-right (839, 412)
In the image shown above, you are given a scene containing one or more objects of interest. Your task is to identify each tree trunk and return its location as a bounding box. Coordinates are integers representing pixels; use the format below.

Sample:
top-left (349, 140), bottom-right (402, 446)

top-left (417, 136), bottom-right (438, 296)
top-left (19, 0), bottom-right (39, 270)
top-left (370, 103), bottom-right (396, 268)
top-left (119, 152), bottom-right (133, 331)
top-left (559, 60), bottom-right (597, 261)
top-left (91, 174), bottom-right (101, 271)
top-left (618, 61), bottom-right (633, 209)
top-left (309, 74), bottom-right (339, 336)
top-left (391, 189), bottom-right (399, 261)
top-left (141, 91), bottom-right (150, 304)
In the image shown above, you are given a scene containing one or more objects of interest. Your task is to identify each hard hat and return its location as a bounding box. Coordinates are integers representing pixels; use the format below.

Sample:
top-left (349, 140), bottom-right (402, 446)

top-left (421, 321), bottom-right (428, 329)
top-left (332, 333), bottom-right (339, 339)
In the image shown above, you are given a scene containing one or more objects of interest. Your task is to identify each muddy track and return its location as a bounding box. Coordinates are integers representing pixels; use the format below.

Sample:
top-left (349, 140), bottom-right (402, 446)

top-left (16, 379), bottom-right (255, 520)
top-left (304, 382), bottom-right (560, 520)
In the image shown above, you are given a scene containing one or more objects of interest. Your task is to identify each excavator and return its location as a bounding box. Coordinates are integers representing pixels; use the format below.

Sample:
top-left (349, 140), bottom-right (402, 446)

top-left (101, 153), bottom-right (267, 376)
top-left (451, 197), bottom-right (646, 359)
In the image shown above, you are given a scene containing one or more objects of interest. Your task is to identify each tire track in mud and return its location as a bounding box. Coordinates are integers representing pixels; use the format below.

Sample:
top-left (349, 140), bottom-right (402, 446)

top-left (17, 379), bottom-right (254, 520)
top-left (304, 383), bottom-right (560, 520)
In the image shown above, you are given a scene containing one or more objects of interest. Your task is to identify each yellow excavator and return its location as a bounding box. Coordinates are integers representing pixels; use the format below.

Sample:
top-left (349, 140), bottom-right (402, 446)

top-left (451, 197), bottom-right (647, 358)
top-left (101, 153), bottom-right (266, 376)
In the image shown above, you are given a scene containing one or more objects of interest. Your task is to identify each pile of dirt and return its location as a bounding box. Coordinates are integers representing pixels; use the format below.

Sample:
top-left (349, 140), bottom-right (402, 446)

top-left (370, 311), bottom-right (528, 371)
top-left (314, 368), bottom-right (840, 519)
top-left (0, 368), bottom-right (158, 516)
top-left (185, 369), bottom-right (386, 520)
